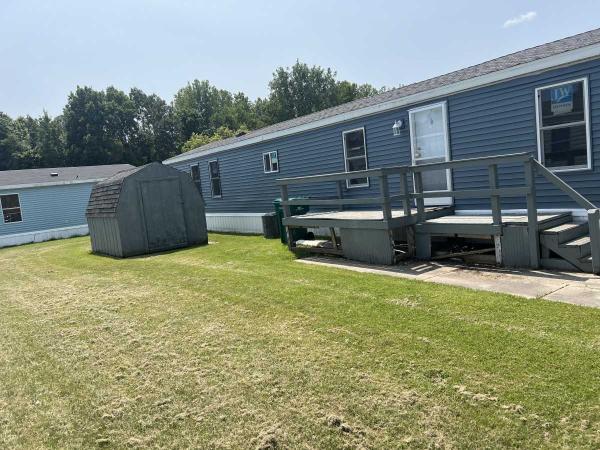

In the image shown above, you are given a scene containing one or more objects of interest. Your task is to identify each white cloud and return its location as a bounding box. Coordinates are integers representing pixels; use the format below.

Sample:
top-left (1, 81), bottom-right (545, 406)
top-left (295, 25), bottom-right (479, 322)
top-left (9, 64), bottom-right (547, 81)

top-left (503, 11), bottom-right (537, 28)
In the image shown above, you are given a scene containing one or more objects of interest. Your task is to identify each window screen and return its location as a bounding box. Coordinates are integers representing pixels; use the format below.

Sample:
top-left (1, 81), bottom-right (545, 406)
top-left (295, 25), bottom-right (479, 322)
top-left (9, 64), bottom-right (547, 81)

top-left (263, 151), bottom-right (279, 173)
top-left (190, 164), bottom-right (202, 196)
top-left (1, 194), bottom-right (22, 223)
top-left (208, 161), bottom-right (222, 197)
top-left (342, 128), bottom-right (368, 188)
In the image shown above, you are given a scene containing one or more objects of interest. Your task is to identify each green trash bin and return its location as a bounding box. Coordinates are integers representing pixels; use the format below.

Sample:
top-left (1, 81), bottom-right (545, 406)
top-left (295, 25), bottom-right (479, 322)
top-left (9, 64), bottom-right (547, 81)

top-left (273, 198), bottom-right (310, 244)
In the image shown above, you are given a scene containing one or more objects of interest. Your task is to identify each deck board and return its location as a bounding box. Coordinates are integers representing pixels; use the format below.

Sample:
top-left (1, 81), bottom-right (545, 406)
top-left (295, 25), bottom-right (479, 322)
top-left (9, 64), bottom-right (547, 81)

top-left (425, 214), bottom-right (564, 225)
top-left (291, 206), bottom-right (448, 222)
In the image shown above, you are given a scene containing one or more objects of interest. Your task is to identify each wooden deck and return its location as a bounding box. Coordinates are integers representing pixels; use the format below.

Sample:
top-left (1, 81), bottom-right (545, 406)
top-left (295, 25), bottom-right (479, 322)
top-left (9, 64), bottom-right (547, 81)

top-left (425, 213), bottom-right (567, 226)
top-left (283, 206), bottom-right (452, 230)
top-left (418, 212), bottom-right (572, 236)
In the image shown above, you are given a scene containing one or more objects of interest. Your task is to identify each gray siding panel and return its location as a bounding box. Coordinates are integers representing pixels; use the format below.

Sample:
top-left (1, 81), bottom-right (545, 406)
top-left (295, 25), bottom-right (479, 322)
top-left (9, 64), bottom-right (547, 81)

top-left (169, 58), bottom-right (600, 214)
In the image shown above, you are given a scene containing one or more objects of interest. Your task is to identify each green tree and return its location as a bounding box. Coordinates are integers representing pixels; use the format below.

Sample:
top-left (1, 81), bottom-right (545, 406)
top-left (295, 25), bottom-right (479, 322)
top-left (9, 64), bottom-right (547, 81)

top-left (335, 80), bottom-right (381, 104)
top-left (10, 116), bottom-right (41, 169)
top-left (36, 112), bottom-right (66, 167)
top-left (262, 61), bottom-right (382, 124)
top-left (63, 86), bottom-right (136, 165)
top-left (180, 125), bottom-right (248, 153)
top-left (129, 88), bottom-right (177, 164)
top-left (265, 61), bottom-right (337, 123)
top-left (0, 113), bottom-right (20, 170)
top-left (173, 80), bottom-right (233, 144)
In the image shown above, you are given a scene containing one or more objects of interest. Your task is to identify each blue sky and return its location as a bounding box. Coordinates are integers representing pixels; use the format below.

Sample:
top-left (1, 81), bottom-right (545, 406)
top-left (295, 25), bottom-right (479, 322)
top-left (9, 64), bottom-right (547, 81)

top-left (1, 0), bottom-right (599, 117)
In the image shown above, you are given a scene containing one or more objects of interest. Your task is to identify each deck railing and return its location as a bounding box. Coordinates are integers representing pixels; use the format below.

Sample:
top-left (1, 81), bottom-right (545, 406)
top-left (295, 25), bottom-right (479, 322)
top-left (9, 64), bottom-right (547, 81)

top-left (276, 152), bottom-right (600, 272)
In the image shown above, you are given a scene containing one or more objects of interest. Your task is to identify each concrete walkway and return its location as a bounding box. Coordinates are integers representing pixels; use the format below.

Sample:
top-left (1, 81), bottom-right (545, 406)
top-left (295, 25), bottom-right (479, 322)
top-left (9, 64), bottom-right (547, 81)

top-left (297, 257), bottom-right (600, 308)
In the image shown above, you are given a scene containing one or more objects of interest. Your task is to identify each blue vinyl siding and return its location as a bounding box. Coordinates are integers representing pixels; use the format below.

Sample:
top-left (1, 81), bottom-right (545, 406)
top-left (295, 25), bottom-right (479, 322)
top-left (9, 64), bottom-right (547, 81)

top-left (0, 183), bottom-right (94, 237)
top-left (170, 57), bottom-right (600, 214)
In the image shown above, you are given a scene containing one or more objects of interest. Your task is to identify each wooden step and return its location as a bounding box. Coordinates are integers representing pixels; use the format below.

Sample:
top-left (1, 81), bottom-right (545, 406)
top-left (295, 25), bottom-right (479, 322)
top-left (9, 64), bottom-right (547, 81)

top-left (578, 255), bottom-right (594, 273)
top-left (537, 212), bottom-right (573, 231)
top-left (541, 221), bottom-right (588, 244)
top-left (560, 235), bottom-right (591, 258)
top-left (540, 257), bottom-right (580, 272)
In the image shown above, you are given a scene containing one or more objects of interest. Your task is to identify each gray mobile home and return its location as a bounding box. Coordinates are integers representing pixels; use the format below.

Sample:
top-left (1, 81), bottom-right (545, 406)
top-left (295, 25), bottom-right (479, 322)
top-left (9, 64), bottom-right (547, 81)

top-left (86, 162), bottom-right (207, 257)
top-left (164, 29), bottom-right (600, 272)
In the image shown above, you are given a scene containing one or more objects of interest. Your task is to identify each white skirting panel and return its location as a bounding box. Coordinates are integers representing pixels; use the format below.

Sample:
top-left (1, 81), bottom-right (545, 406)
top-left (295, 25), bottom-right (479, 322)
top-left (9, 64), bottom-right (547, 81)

top-left (205, 213), bottom-right (336, 237)
top-left (0, 224), bottom-right (89, 248)
top-left (206, 213), bottom-right (265, 234)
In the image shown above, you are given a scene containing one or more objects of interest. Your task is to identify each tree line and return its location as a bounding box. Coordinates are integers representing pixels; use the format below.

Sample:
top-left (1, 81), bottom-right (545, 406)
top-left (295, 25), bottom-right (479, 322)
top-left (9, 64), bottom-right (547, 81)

top-left (0, 62), bottom-right (386, 170)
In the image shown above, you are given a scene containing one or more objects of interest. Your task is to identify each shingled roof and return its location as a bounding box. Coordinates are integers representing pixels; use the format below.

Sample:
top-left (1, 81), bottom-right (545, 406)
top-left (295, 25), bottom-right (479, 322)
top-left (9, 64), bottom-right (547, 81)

top-left (165, 27), bottom-right (600, 164)
top-left (86, 164), bottom-right (149, 218)
top-left (0, 164), bottom-right (134, 189)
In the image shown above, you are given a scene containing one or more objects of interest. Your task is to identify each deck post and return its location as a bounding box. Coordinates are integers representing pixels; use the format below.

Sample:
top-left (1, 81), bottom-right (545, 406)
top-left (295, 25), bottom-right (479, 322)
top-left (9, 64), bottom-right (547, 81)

top-left (488, 164), bottom-right (502, 228)
top-left (414, 172), bottom-right (425, 223)
top-left (588, 209), bottom-right (600, 274)
top-left (524, 159), bottom-right (540, 269)
top-left (336, 180), bottom-right (344, 211)
top-left (400, 171), bottom-right (414, 256)
top-left (400, 171), bottom-right (411, 218)
top-left (379, 175), bottom-right (392, 222)
top-left (280, 184), bottom-right (293, 250)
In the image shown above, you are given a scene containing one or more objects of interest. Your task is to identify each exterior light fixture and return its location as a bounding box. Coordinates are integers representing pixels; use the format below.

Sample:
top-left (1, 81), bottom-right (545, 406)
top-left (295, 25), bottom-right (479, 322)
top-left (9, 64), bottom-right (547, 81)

top-left (392, 119), bottom-right (405, 136)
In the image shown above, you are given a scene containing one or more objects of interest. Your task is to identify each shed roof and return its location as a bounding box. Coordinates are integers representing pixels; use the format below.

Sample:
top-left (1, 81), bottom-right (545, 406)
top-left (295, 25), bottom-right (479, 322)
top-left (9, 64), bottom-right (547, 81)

top-left (165, 27), bottom-right (600, 164)
top-left (0, 164), bottom-right (134, 189)
top-left (86, 163), bottom-right (153, 218)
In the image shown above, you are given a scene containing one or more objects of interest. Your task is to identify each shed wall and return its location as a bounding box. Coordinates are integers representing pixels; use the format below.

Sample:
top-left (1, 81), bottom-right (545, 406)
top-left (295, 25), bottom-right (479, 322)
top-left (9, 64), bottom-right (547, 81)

top-left (88, 217), bottom-right (123, 257)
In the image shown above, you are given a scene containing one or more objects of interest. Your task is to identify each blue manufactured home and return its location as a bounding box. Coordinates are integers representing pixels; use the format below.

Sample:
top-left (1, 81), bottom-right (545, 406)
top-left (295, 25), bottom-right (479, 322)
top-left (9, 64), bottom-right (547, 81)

top-left (165, 29), bottom-right (600, 272)
top-left (0, 164), bottom-right (132, 248)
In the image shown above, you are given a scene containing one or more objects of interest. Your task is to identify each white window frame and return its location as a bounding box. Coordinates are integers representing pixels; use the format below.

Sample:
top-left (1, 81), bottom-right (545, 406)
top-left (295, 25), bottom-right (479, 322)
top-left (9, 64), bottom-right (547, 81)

top-left (263, 150), bottom-right (279, 173)
top-left (208, 160), bottom-right (222, 198)
top-left (408, 101), bottom-right (453, 206)
top-left (535, 77), bottom-right (591, 172)
top-left (342, 127), bottom-right (369, 189)
top-left (0, 192), bottom-right (23, 224)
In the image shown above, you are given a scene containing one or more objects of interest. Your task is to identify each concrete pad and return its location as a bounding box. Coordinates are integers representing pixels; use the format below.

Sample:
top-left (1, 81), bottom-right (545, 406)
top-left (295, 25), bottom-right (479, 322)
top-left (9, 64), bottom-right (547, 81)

top-left (297, 257), bottom-right (457, 280)
top-left (544, 284), bottom-right (600, 307)
top-left (424, 269), bottom-right (569, 298)
top-left (297, 256), bottom-right (600, 308)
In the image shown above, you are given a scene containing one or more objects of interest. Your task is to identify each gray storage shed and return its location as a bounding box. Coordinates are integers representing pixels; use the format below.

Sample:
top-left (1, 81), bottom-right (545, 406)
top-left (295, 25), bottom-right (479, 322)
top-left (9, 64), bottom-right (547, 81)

top-left (86, 162), bottom-right (207, 257)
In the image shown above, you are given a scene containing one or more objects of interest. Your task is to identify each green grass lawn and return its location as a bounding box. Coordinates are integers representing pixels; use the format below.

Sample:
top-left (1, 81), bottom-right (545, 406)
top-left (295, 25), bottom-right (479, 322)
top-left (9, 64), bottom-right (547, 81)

top-left (1, 234), bottom-right (599, 449)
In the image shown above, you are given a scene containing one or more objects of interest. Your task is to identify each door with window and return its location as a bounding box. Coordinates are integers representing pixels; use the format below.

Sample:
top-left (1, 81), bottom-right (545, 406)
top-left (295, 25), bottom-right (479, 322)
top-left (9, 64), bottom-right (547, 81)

top-left (409, 102), bottom-right (452, 206)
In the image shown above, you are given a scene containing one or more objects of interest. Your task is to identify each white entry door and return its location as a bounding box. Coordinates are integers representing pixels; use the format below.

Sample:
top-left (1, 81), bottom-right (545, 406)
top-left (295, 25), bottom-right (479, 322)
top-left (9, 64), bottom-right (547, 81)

top-left (409, 102), bottom-right (452, 206)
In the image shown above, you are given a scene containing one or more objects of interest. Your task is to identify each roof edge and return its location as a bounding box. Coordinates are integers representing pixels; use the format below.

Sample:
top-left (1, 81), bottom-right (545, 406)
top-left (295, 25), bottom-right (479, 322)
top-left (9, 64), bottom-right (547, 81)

top-left (0, 178), bottom-right (105, 191)
top-left (165, 41), bottom-right (600, 165)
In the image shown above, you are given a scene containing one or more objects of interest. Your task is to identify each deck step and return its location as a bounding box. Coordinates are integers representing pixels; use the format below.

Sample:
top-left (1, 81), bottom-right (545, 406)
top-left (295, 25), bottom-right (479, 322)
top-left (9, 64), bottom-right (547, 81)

top-left (578, 255), bottom-right (594, 272)
top-left (536, 212), bottom-right (573, 231)
top-left (560, 235), bottom-right (591, 258)
top-left (541, 221), bottom-right (588, 244)
top-left (539, 220), bottom-right (593, 272)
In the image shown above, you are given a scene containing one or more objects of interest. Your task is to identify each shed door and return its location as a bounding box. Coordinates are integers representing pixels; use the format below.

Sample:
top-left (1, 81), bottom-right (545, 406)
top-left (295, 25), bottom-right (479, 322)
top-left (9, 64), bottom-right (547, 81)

top-left (409, 102), bottom-right (452, 206)
top-left (139, 178), bottom-right (187, 251)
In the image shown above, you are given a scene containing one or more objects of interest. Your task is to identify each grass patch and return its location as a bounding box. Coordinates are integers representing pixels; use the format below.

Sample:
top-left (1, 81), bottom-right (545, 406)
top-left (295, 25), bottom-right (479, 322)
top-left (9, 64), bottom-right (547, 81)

top-left (1, 234), bottom-right (599, 448)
